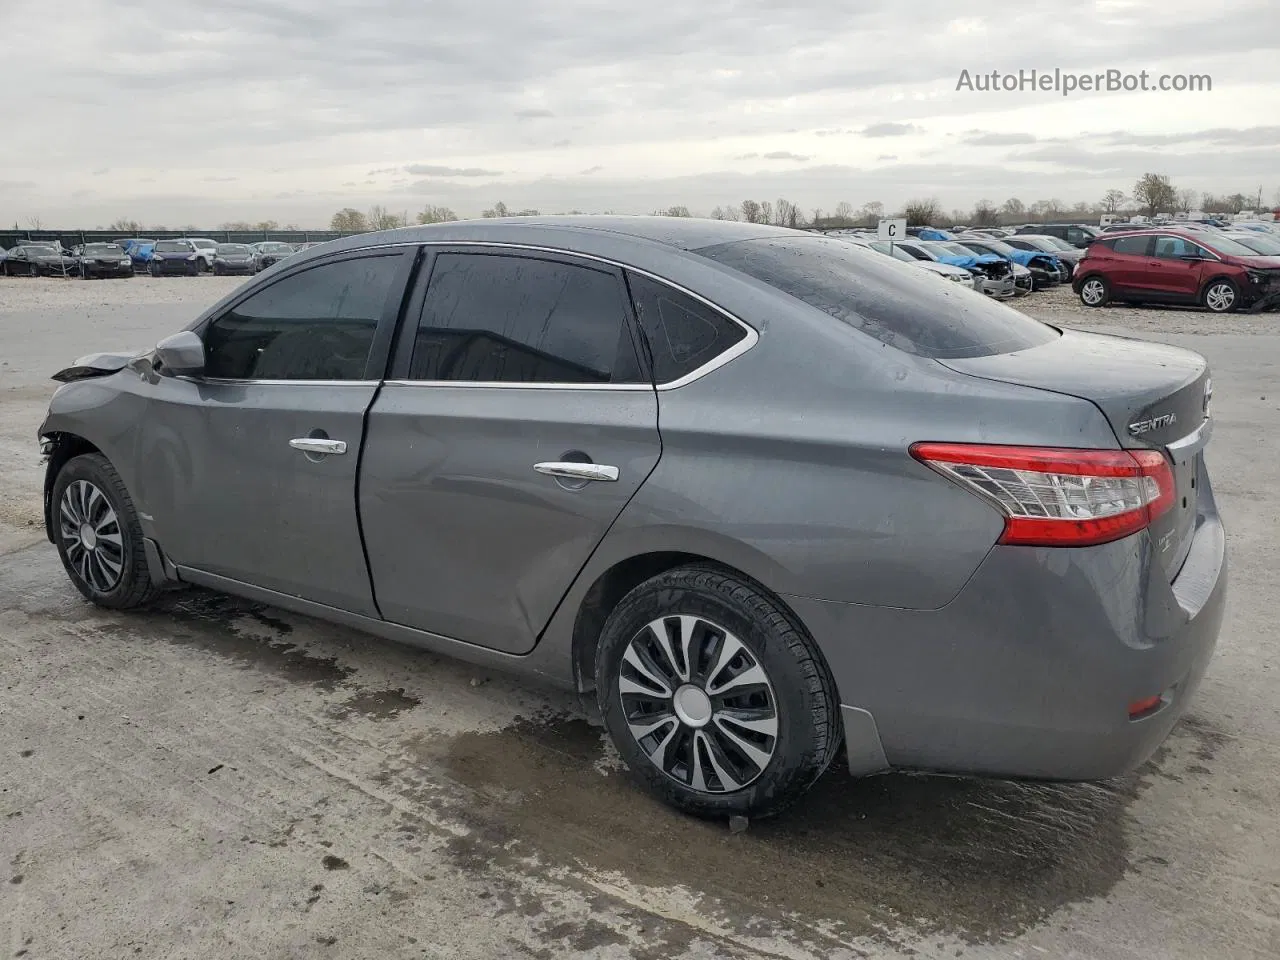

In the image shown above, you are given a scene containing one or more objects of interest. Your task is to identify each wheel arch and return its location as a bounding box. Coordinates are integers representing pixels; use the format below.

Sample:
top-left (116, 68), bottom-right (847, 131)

top-left (41, 432), bottom-right (102, 543)
top-left (567, 548), bottom-right (824, 700)
top-left (1199, 273), bottom-right (1241, 302)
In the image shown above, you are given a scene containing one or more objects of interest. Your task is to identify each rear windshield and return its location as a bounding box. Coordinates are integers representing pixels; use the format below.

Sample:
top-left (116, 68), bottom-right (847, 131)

top-left (154, 241), bottom-right (190, 253)
top-left (695, 235), bottom-right (1058, 359)
top-left (216, 243), bottom-right (251, 254)
top-left (84, 244), bottom-right (123, 255)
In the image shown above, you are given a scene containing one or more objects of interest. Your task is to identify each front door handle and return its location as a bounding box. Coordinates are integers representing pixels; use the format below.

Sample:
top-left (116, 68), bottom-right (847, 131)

top-left (534, 461), bottom-right (619, 482)
top-left (290, 438), bottom-right (347, 456)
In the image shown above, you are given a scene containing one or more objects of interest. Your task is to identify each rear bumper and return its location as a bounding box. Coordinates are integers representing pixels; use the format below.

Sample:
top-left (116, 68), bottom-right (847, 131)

top-left (789, 463), bottom-right (1227, 780)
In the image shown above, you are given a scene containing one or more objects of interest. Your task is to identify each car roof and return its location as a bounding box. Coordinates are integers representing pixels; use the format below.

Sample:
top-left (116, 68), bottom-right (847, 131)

top-left (317, 216), bottom-right (798, 258)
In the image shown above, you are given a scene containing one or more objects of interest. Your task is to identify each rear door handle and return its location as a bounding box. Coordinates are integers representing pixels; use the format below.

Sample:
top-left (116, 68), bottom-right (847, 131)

top-left (533, 461), bottom-right (619, 482)
top-left (290, 438), bottom-right (347, 455)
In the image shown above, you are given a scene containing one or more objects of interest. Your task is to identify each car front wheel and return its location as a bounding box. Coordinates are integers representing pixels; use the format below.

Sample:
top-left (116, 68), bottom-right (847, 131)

top-left (596, 565), bottom-right (841, 819)
top-left (1079, 275), bottom-right (1110, 307)
top-left (1203, 279), bottom-right (1239, 313)
top-left (52, 453), bottom-right (160, 609)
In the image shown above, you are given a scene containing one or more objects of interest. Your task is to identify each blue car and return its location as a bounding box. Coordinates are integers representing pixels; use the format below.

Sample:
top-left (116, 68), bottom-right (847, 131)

top-left (117, 239), bottom-right (158, 269)
top-left (907, 227), bottom-right (957, 241)
top-left (954, 237), bottom-right (1063, 287)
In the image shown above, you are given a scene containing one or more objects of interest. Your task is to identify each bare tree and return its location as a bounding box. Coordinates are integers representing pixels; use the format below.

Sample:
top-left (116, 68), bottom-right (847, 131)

top-left (365, 207), bottom-right (404, 230)
top-left (1000, 198), bottom-right (1025, 222)
top-left (759, 200), bottom-right (774, 226)
top-left (971, 199), bottom-right (999, 226)
top-left (219, 220), bottom-right (254, 231)
top-left (1100, 190), bottom-right (1126, 214)
top-left (329, 209), bottom-right (368, 232)
top-left (858, 201), bottom-right (884, 225)
top-left (416, 205), bottom-right (458, 224)
top-left (481, 201), bottom-right (510, 218)
top-left (740, 199), bottom-right (763, 223)
top-left (775, 198), bottom-right (801, 228)
top-left (23, 215), bottom-right (43, 230)
top-left (1071, 202), bottom-right (1091, 217)
top-left (655, 205), bottom-right (692, 217)
top-left (107, 218), bottom-right (142, 233)
top-left (1027, 200), bottom-right (1052, 221)
top-left (1132, 174), bottom-right (1178, 217)
top-left (833, 201), bottom-right (855, 225)
top-left (901, 198), bottom-right (942, 226)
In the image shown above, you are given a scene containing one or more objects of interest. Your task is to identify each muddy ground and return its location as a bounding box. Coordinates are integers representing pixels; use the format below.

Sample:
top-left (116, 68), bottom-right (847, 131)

top-left (2, 277), bottom-right (1278, 959)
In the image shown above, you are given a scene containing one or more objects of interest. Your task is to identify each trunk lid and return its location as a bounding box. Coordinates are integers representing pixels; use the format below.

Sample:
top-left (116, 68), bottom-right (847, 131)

top-left (940, 329), bottom-right (1211, 581)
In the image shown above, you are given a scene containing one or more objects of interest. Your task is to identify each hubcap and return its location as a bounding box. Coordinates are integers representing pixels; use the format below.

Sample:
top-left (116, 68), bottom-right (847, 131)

top-left (618, 615), bottom-right (778, 794)
top-left (1207, 284), bottom-right (1235, 311)
top-left (1082, 280), bottom-right (1104, 304)
top-left (58, 480), bottom-right (124, 593)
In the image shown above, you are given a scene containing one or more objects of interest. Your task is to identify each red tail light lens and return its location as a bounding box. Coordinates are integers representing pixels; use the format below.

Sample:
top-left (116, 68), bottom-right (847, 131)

top-left (909, 443), bottom-right (1175, 547)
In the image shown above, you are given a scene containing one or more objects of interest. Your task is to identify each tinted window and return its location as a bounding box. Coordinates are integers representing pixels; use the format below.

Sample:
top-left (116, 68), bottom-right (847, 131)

top-left (1112, 236), bottom-right (1151, 256)
top-left (696, 235), bottom-right (1058, 359)
top-left (216, 244), bottom-right (251, 255)
top-left (203, 255), bottom-right (401, 380)
top-left (154, 241), bottom-right (190, 253)
top-left (408, 253), bottom-right (643, 384)
top-left (84, 244), bottom-right (123, 255)
top-left (626, 272), bottom-right (747, 383)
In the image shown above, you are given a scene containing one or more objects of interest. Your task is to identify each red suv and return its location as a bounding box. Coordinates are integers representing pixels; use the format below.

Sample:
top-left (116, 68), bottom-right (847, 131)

top-left (1072, 229), bottom-right (1280, 313)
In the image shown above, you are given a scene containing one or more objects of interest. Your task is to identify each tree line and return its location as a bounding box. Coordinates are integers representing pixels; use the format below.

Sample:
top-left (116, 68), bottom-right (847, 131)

top-left (325, 176), bottom-right (1274, 234)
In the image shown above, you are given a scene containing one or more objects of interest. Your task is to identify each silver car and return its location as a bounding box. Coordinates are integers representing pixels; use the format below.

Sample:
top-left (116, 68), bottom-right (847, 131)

top-left (38, 218), bottom-right (1226, 819)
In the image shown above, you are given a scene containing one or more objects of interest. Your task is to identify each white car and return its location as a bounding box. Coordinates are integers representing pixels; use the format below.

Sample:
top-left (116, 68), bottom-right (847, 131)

top-left (184, 238), bottom-right (218, 272)
top-left (835, 236), bottom-right (981, 290)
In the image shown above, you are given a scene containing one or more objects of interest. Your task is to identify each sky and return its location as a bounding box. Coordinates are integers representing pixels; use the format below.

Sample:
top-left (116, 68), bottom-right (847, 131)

top-left (2, 0), bottom-right (1279, 227)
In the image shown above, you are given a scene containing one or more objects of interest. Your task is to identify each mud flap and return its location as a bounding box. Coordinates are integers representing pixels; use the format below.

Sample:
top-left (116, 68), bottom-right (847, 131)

top-left (840, 705), bottom-right (891, 777)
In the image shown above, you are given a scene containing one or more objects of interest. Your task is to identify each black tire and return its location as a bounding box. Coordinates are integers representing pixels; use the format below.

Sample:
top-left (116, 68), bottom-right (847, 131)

top-left (213, 264), bottom-right (223, 276)
top-left (596, 565), bottom-right (841, 820)
top-left (1202, 278), bottom-right (1239, 314)
top-left (1078, 274), bottom-right (1110, 307)
top-left (79, 265), bottom-right (90, 279)
top-left (149, 263), bottom-right (160, 278)
top-left (51, 453), bottom-right (161, 610)
top-left (2, 262), bottom-right (10, 277)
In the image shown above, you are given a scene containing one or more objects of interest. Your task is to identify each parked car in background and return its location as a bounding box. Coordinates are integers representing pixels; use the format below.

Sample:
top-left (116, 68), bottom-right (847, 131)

top-left (119, 239), bottom-right (158, 269)
top-left (896, 241), bottom-right (1017, 298)
top-left (1010, 262), bottom-right (1033, 296)
top-left (186, 238), bottom-right (218, 271)
top-left (149, 240), bottom-right (202, 276)
top-left (75, 243), bottom-right (134, 279)
top-left (1004, 235), bottom-right (1083, 280)
top-left (37, 216), bottom-right (1225, 819)
top-left (954, 237), bottom-right (1063, 288)
top-left (1221, 232), bottom-right (1280, 257)
top-left (837, 236), bottom-right (981, 290)
top-left (1073, 229), bottom-right (1280, 313)
top-left (905, 227), bottom-right (956, 241)
top-left (251, 241), bottom-right (297, 271)
top-left (211, 243), bottom-right (257, 275)
top-left (2, 243), bottom-right (77, 277)
top-left (1016, 223), bottom-right (1099, 248)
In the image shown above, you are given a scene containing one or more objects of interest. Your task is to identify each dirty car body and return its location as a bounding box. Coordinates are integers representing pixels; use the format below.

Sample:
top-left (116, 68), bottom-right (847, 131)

top-left (38, 217), bottom-right (1227, 818)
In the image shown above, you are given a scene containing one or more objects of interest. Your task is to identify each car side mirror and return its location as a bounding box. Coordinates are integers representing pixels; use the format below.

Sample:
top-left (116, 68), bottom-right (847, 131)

top-left (154, 331), bottom-right (205, 377)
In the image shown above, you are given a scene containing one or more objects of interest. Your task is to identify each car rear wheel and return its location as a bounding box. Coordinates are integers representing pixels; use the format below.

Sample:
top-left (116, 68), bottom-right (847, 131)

top-left (1079, 276), bottom-right (1110, 307)
top-left (596, 565), bottom-right (841, 819)
top-left (52, 454), bottom-right (160, 610)
top-left (1203, 279), bottom-right (1239, 313)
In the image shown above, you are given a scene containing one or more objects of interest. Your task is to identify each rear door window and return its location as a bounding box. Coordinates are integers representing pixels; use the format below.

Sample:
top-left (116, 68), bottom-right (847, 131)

top-left (1112, 236), bottom-right (1152, 256)
top-left (407, 252), bottom-right (645, 384)
top-left (695, 235), bottom-right (1058, 359)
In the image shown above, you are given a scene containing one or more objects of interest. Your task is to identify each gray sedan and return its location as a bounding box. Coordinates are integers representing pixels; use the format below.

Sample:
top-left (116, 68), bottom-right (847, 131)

top-left (38, 217), bottom-right (1226, 819)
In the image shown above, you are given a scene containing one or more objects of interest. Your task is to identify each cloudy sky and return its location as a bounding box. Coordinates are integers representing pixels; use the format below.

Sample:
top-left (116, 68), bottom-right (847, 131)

top-left (3, 0), bottom-right (1279, 227)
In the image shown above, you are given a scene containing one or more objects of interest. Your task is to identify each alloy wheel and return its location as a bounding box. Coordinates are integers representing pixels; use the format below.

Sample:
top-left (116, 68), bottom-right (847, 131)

top-left (1205, 283), bottom-right (1236, 312)
top-left (58, 480), bottom-right (125, 593)
top-left (1081, 279), bottom-right (1105, 305)
top-left (618, 615), bottom-right (778, 794)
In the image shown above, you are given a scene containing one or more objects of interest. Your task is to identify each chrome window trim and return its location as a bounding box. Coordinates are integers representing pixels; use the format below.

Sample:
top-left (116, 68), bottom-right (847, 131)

top-left (179, 377), bottom-right (381, 387)
top-left (398, 241), bottom-right (759, 391)
top-left (191, 239), bottom-right (759, 390)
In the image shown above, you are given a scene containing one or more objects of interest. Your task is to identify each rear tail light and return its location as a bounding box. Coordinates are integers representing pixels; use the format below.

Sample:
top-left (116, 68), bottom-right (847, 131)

top-left (909, 443), bottom-right (1175, 547)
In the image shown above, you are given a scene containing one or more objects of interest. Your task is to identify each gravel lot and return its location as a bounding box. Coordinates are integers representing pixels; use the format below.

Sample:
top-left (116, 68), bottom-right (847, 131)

top-left (2, 276), bottom-right (1278, 960)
